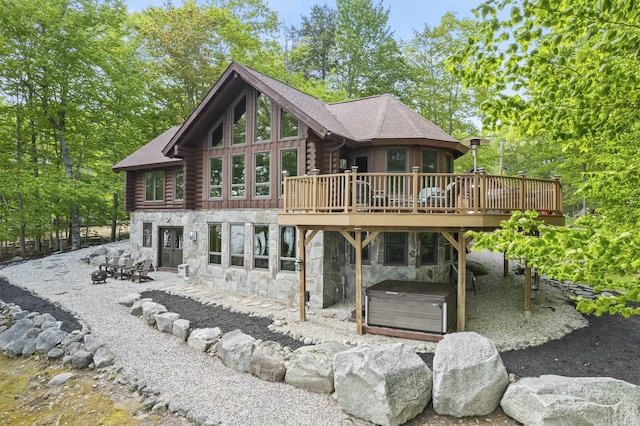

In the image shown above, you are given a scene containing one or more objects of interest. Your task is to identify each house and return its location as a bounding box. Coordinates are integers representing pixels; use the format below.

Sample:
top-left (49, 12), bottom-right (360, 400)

top-left (113, 62), bottom-right (564, 339)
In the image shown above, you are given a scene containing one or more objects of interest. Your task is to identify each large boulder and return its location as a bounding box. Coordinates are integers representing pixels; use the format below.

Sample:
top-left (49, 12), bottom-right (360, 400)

top-left (285, 341), bottom-right (349, 394)
top-left (432, 332), bottom-right (509, 417)
top-left (93, 346), bottom-right (116, 369)
top-left (155, 312), bottom-right (180, 333)
top-left (217, 329), bottom-right (256, 373)
top-left (129, 298), bottom-right (153, 316)
top-left (35, 328), bottom-right (68, 354)
top-left (187, 327), bottom-right (221, 352)
top-left (172, 319), bottom-right (191, 341)
top-left (141, 302), bottom-right (167, 326)
top-left (0, 318), bottom-right (33, 352)
top-left (334, 343), bottom-right (432, 426)
top-left (501, 375), bottom-right (640, 426)
top-left (250, 340), bottom-right (287, 382)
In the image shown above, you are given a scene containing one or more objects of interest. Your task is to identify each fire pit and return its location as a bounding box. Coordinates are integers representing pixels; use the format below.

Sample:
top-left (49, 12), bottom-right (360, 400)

top-left (91, 270), bottom-right (108, 284)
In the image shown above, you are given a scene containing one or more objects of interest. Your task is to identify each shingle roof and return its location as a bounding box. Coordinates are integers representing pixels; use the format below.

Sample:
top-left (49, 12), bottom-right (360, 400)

top-left (112, 126), bottom-right (182, 172)
top-left (115, 62), bottom-right (465, 170)
top-left (328, 94), bottom-right (459, 143)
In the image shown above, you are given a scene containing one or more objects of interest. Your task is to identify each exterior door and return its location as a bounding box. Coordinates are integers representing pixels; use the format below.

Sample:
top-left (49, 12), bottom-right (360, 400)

top-left (354, 155), bottom-right (369, 173)
top-left (159, 227), bottom-right (183, 268)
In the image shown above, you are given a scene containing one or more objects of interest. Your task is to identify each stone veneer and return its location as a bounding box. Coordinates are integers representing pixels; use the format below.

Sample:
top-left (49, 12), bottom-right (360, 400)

top-left (129, 210), bottom-right (453, 308)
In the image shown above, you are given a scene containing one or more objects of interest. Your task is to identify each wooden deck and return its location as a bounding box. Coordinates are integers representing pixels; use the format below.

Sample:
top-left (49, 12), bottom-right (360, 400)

top-left (278, 169), bottom-right (564, 230)
top-left (277, 169), bottom-right (564, 338)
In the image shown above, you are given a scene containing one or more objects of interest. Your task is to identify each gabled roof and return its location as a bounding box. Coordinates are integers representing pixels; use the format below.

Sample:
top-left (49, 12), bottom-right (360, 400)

top-left (162, 62), bottom-right (354, 156)
top-left (112, 126), bottom-right (182, 172)
top-left (116, 62), bottom-right (466, 170)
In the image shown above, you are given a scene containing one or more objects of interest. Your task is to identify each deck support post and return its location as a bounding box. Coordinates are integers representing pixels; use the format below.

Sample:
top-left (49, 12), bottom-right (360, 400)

top-left (298, 227), bottom-right (307, 322)
top-left (355, 229), bottom-right (363, 335)
top-left (503, 252), bottom-right (509, 277)
top-left (524, 261), bottom-right (532, 320)
top-left (457, 234), bottom-right (467, 331)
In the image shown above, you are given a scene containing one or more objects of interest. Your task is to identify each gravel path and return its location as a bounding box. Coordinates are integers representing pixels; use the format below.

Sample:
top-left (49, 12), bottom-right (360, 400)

top-left (1, 241), bottom-right (638, 425)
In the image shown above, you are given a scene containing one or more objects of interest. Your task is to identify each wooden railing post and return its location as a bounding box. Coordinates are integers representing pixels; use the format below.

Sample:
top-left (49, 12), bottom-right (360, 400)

top-left (351, 165), bottom-right (359, 213)
top-left (473, 170), bottom-right (480, 213)
top-left (311, 168), bottom-right (319, 213)
top-left (282, 170), bottom-right (289, 211)
top-left (518, 171), bottom-right (526, 211)
top-left (553, 175), bottom-right (562, 215)
top-left (412, 166), bottom-right (419, 213)
top-left (343, 169), bottom-right (351, 212)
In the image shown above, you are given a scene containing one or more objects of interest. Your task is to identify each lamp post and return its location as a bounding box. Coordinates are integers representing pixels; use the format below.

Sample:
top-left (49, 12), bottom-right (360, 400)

top-left (470, 138), bottom-right (481, 171)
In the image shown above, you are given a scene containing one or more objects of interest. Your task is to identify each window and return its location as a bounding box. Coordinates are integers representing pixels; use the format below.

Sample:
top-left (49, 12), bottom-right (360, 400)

top-left (279, 226), bottom-right (296, 271)
top-left (445, 153), bottom-right (454, 173)
top-left (384, 232), bottom-right (408, 265)
top-left (255, 92), bottom-right (272, 142)
top-left (421, 149), bottom-right (438, 173)
top-left (174, 169), bottom-right (184, 201)
top-left (349, 231), bottom-right (370, 265)
top-left (280, 149), bottom-right (298, 196)
top-left (419, 233), bottom-right (438, 265)
top-left (208, 224), bottom-right (222, 264)
top-left (209, 118), bottom-right (224, 148)
top-left (253, 225), bottom-right (269, 269)
top-left (386, 149), bottom-right (407, 172)
top-left (280, 109), bottom-right (299, 139)
top-left (230, 224), bottom-right (244, 267)
top-left (144, 171), bottom-right (164, 202)
top-left (254, 152), bottom-right (270, 197)
top-left (209, 156), bottom-right (223, 198)
top-left (143, 223), bottom-right (152, 247)
top-left (232, 94), bottom-right (247, 145)
top-left (230, 154), bottom-right (246, 197)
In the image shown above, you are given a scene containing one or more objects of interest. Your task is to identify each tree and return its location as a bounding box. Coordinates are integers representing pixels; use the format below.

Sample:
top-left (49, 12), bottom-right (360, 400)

top-left (289, 4), bottom-right (337, 81)
top-left (133, 0), bottom-right (279, 122)
top-left (404, 13), bottom-right (480, 137)
top-left (458, 0), bottom-right (640, 315)
top-left (0, 0), bottom-right (146, 251)
top-left (334, 0), bottom-right (408, 98)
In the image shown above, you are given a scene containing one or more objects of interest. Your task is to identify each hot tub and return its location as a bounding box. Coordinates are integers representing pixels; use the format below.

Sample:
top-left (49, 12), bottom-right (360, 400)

top-left (365, 280), bottom-right (457, 334)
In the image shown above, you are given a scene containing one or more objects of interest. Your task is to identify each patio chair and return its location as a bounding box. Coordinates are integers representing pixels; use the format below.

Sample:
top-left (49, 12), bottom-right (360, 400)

top-left (131, 259), bottom-right (154, 283)
top-left (114, 257), bottom-right (136, 280)
top-left (99, 256), bottom-right (120, 277)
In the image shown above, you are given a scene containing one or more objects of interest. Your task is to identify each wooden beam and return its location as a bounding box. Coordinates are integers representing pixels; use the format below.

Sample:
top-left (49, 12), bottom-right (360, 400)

top-left (355, 229), bottom-right (363, 335)
top-left (298, 227), bottom-right (307, 322)
top-left (503, 252), bottom-right (509, 278)
top-left (339, 230), bottom-right (356, 248)
top-left (362, 231), bottom-right (379, 249)
top-left (440, 231), bottom-right (457, 247)
top-left (524, 262), bottom-right (532, 320)
top-left (457, 234), bottom-right (467, 331)
top-left (304, 229), bottom-right (319, 246)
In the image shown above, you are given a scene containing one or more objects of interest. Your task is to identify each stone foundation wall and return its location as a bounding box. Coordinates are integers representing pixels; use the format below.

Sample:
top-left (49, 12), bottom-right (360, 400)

top-left (129, 211), bottom-right (453, 308)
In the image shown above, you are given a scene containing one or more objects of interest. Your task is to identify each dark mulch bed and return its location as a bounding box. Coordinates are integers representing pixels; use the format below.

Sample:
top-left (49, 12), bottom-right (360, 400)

top-left (1, 278), bottom-right (639, 385)
top-left (0, 277), bottom-right (82, 333)
top-left (141, 290), bottom-right (304, 350)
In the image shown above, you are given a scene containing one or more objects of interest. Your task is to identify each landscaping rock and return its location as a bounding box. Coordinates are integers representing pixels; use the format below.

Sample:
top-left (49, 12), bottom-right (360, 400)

top-left (217, 329), bottom-right (256, 373)
top-left (47, 372), bottom-right (74, 387)
top-left (83, 334), bottom-right (105, 352)
top-left (432, 331), bottom-right (509, 417)
top-left (501, 375), bottom-right (640, 426)
top-left (155, 312), bottom-right (180, 333)
top-left (129, 298), bottom-right (153, 316)
top-left (250, 340), bottom-right (286, 382)
top-left (187, 327), bottom-right (222, 352)
top-left (71, 349), bottom-right (94, 369)
top-left (47, 347), bottom-right (65, 360)
top-left (33, 313), bottom-right (57, 327)
top-left (172, 318), bottom-right (191, 341)
top-left (93, 346), bottom-right (116, 369)
top-left (35, 328), bottom-right (68, 354)
top-left (141, 302), bottom-right (167, 326)
top-left (0, 318), bottom-right (33, 352)
top-left (333, 343), bottom-right (433, 426)
top-left (285, 341), bottom-right (348, 394)
top-left (118, 293), bottom-right (142, 307)
top-left (21, 337), bottom-right (37, 356)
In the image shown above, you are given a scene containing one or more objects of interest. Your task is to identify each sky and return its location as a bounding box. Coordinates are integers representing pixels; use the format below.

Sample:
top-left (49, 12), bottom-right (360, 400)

top-left (124, 0), bottom-right (481, 41)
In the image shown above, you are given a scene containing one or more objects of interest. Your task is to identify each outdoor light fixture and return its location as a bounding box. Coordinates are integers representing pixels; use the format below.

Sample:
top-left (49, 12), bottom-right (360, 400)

top-left (189, 231), bottom-right (197, 241)
top-left (294, 257), bottom-right (303, 271)
top-left (470, 138), bottom-right (481, 171)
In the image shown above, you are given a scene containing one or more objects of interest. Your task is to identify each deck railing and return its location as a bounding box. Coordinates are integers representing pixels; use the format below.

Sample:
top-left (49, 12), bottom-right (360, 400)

top-left (282, 168), bottom-right (562, 216)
